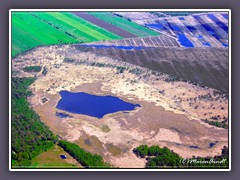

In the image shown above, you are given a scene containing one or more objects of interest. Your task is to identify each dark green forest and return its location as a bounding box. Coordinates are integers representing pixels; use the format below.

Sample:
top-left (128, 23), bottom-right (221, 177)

top-left (11, 77), bottom-right (57, 167)
top-left (58, 140), bottom-right (110, 168)
top-left (133, 145), bottom-right (229, 168)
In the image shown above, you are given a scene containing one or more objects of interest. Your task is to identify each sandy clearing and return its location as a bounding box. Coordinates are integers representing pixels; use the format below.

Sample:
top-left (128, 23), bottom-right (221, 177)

top-left (149, 128), bottom-right (182, 144)
top-left (12, 45), bottom-right (229, 168)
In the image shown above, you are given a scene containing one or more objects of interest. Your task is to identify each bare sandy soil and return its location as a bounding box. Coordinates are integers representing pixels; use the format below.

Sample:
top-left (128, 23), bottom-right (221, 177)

top-left (12, 45), bottom-right (228, 168)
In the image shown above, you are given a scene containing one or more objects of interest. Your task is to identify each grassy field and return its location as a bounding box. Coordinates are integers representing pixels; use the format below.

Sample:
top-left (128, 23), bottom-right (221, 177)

top-left (30, 145), bottom-right (82, 168)
top-left (88, 12), bottom-right (160, 37)
top-left (11, 12), bottom-right (122, 57)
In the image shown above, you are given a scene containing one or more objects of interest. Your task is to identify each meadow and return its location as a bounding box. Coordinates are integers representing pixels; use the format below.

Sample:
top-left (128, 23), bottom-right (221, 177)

top-left (31, 145), bottom-right (81, 168)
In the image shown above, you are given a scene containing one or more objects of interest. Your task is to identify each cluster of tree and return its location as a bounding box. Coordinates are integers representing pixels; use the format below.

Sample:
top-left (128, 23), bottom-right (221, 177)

top-left (12, 77), bottom-right (58, 167)
top-left (116, 66), bottom-right (126, 73)
top-left (58, 140), bottom-right (110, 168)
top-left (128, 68), bottom-right (143, 76)
top-left (68, 59), bottom-right (128, 75)
top-left (203, 119), bottom-right (228, 129)
top-left (22, 66), bottom-right (42, 72)
top-left (133, 145), bottom-right (182, 167)
top-left (133, 145), bottom-right (229, 169)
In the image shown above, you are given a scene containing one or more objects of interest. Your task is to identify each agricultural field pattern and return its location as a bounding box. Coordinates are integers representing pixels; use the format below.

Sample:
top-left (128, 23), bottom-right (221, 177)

top-left (11, 11), bottom-right (229, 169)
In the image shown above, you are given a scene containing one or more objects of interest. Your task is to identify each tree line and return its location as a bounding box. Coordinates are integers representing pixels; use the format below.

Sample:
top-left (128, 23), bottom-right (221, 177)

top-left (12, 77), bottom-right (58, 167)
top-left (133, 145), bottom-right (229, 169)
top-left (58, 140), bottom-right (110, 168)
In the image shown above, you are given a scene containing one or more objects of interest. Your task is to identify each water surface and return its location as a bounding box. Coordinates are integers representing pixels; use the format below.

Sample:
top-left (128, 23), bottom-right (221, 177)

top-left (56, 91), bottom-right (141, 118)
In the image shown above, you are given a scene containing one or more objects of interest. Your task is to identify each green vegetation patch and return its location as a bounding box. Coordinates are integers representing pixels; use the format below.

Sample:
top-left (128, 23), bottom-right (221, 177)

top-left (23, 65), bottom-right (42, 72)
top-left (101, 125), bottom-right (111, 133)
top-left (58, 140), bottom-right (111, 168)
top-left (88, 12), bottom-right (160, 37)
top-left (31, 145), bottom-right (80, 168)
top-left (12, 77), bottom-right (58, 168)
top-left (106, 143), bottom-right (125, 156)
top-left (133, 145), bottom-right (229, 169)
top-left (203, 119), bottom-right (228, 129)
top-left (12, 12), bottom-right (121, 57)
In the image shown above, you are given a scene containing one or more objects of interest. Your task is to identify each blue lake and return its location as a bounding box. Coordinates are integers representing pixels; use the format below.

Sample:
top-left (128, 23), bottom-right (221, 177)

top-left (56, 91), bottom-right (141, 118)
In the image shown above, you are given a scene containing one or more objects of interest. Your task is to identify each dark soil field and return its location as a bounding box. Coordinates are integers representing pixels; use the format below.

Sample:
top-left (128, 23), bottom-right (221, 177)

top-left (72, 12), bottom-right (137, 38)
top-left (75, 46), bottom-right (229, 94)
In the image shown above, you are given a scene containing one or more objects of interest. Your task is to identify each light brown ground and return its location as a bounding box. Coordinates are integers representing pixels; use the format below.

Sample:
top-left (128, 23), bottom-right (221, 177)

top-left (13, 45), bottom-right (229, 168)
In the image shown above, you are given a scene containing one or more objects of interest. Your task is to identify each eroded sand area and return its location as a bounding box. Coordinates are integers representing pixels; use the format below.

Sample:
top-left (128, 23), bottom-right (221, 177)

top-left (13, 45), bottom-right (228, 168)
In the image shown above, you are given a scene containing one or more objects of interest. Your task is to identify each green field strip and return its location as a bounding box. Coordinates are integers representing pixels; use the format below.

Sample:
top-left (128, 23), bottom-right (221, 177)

top-left (88, 12), bottom-right (160, 37)
top-left (47, 12), bottom-right (122, 41)
top-left (12, 12), bottom-right (122, 57)
top-left (64, 13), bottom-right (122, 39)
top-left (12, 12), bottom-right (78, 57)
top-left (13, 13), bottom-right (77, 44)
top-left (32, 12), bottom-right (99, 42)
top-left (12, 24), bottom-right (42, 57)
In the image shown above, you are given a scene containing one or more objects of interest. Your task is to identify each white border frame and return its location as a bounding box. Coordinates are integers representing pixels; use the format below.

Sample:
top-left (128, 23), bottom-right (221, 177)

top-left (9, 9), bottom-right (231, 171)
